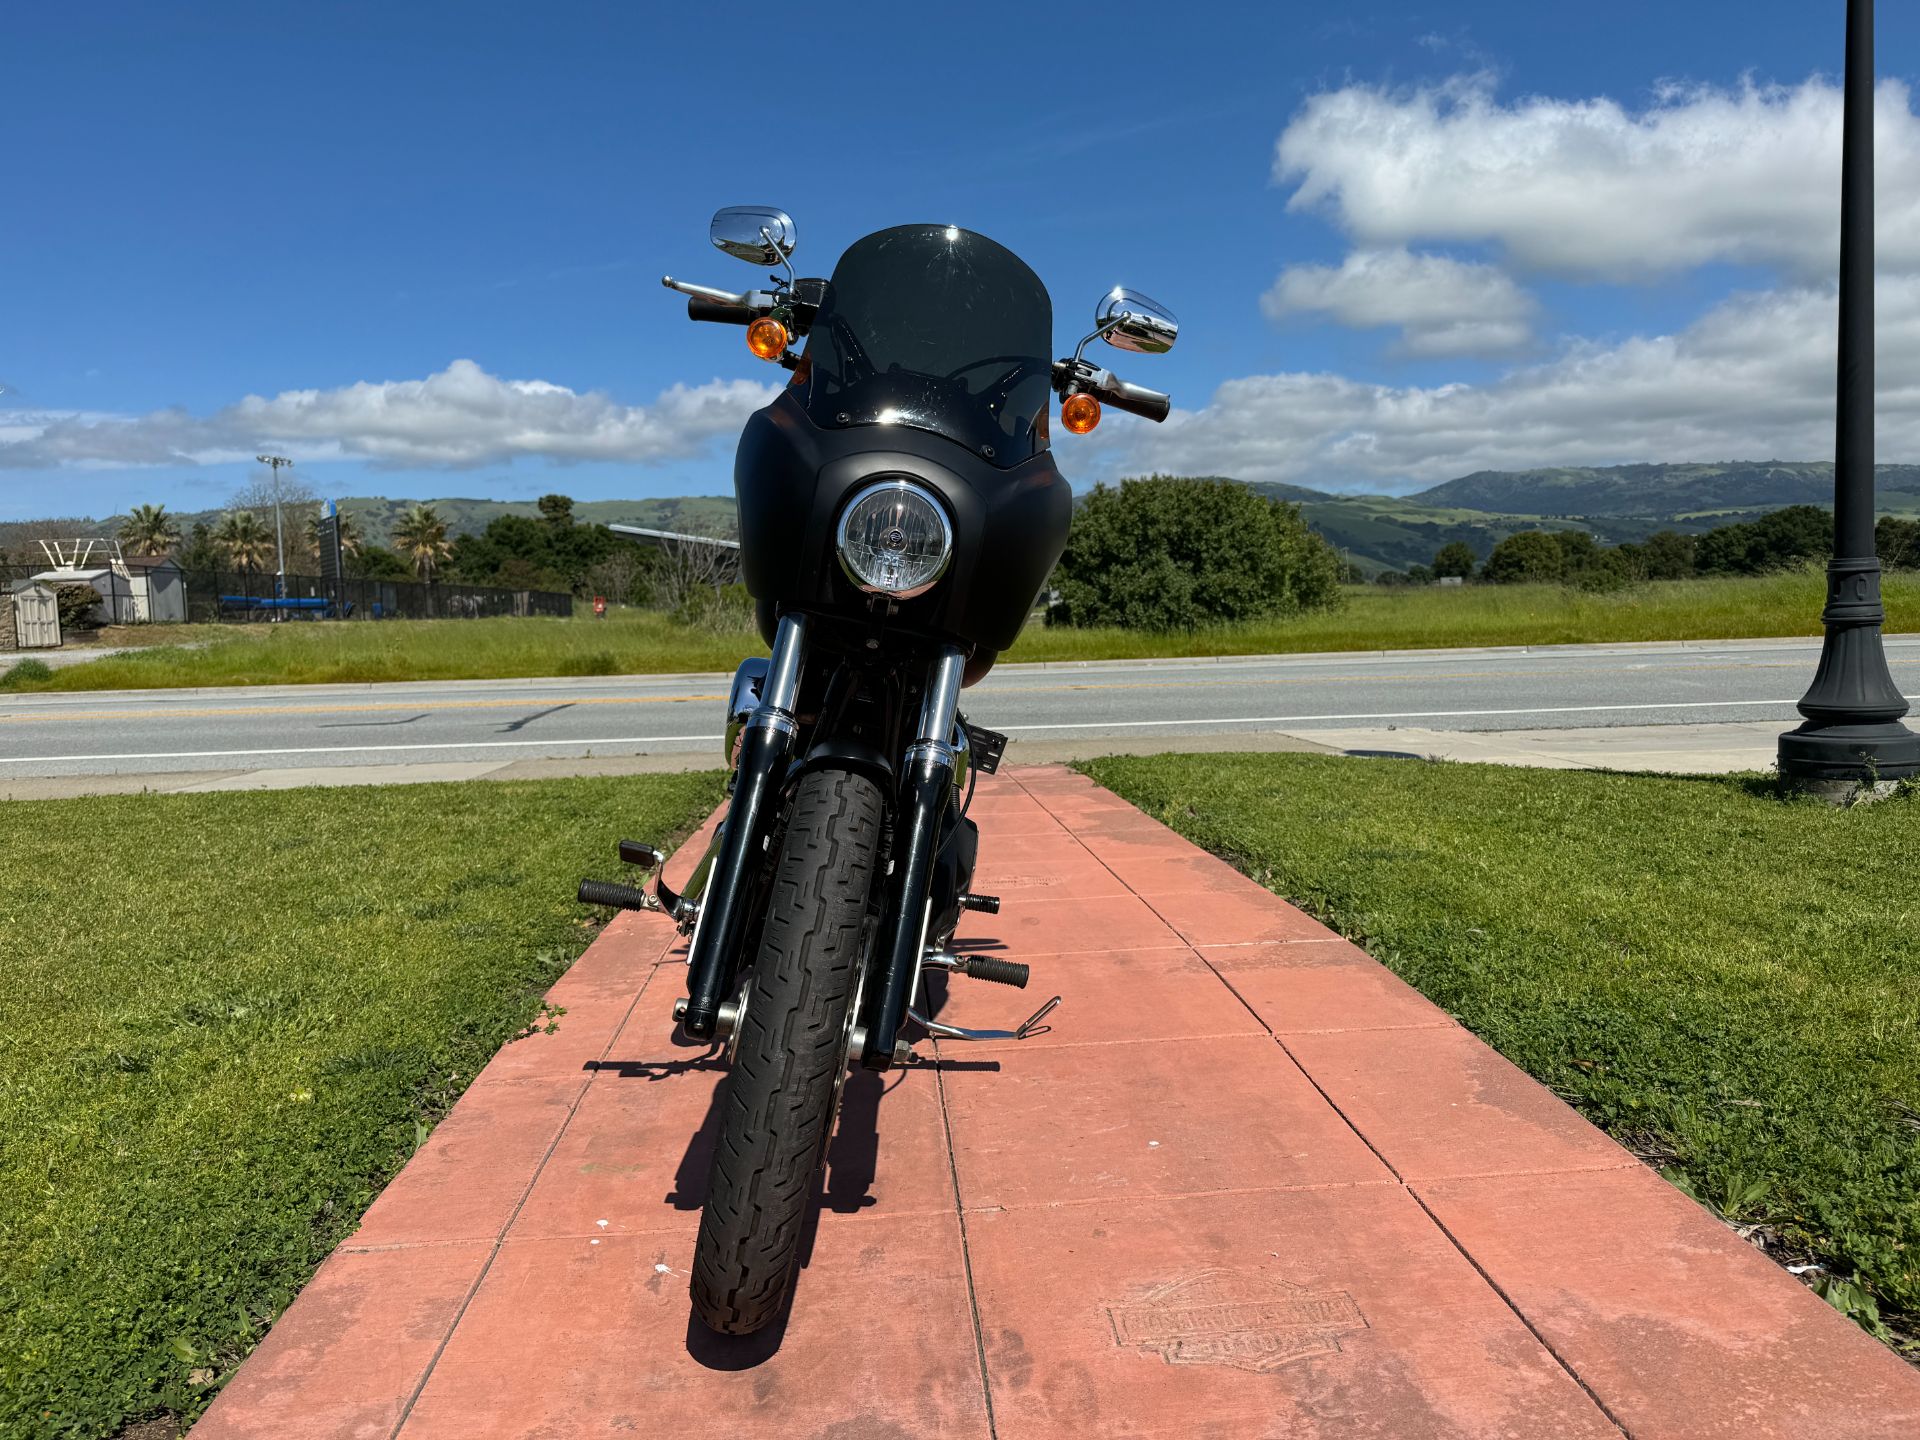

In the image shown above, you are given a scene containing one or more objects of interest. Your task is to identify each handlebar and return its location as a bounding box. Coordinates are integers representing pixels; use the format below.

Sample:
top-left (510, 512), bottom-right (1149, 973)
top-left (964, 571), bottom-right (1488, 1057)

top-left (687, 296), bottom-right (753, 325)
top-left (1097, 375), bottom-right (1171, 423)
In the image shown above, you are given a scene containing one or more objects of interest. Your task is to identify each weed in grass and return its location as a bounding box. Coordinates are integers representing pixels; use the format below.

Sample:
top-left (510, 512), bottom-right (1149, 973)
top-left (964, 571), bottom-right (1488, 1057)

top-left (1080, 751), bottom-right (1920, 1354)
top-left (0, 658), bottom-right (54, 688)
top-left (0, 771), bottom-right (723, 1438)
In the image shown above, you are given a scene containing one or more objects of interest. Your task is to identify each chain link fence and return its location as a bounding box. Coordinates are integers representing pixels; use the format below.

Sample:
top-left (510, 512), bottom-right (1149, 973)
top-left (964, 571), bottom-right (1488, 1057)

top-left (1, 562), bottom-right (573, 624)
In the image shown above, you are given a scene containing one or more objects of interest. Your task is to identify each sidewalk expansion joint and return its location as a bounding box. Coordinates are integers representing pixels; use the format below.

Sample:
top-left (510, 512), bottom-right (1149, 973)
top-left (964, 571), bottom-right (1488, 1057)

top-left (956, 1176), bottom-right (1403, 1216)
top-left (931, 1038), bottom-right (1001, 1440)
top-left (1408, 1187), bottom-right (1636, 1438)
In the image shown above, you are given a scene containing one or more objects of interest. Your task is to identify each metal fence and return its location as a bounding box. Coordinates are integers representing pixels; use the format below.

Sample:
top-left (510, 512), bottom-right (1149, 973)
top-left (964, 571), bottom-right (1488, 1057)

top-left (1, 562), bottom-right (573, 624)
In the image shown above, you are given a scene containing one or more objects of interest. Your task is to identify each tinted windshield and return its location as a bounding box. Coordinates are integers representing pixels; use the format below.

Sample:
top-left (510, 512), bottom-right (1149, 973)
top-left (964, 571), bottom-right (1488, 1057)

top-left (800, 225), bottom-right (1052, 466)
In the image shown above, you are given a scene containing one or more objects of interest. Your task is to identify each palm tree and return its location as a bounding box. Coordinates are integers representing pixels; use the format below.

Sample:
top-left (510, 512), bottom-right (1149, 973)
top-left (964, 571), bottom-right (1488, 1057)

top-left (213, 510), bottom-right (275, 574)
top-left (118, 504), bottom-right (181, 557)
top-left (391, 504), bottom-right (452, 583)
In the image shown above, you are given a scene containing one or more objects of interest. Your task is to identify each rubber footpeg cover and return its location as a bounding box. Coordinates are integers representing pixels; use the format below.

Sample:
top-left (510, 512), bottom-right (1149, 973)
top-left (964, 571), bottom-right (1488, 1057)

top-left (577, 878), bottom-right (654, 911)
top-left (965, 956), bottom-right (1029, 988)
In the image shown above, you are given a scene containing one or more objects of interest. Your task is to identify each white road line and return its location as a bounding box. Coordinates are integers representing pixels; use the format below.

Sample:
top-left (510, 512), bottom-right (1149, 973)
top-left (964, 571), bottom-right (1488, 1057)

top-left (996, 695), bottom-right (1919, 732)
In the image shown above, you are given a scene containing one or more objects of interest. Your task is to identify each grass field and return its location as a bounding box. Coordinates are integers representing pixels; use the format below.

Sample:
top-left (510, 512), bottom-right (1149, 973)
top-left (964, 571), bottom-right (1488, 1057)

top-left (4, 571), bottom-right (1915, 692)
top-left (1079, 752), bottom-right (1920, 1354)
top-left (0, 772), bottom-right (722, 1439)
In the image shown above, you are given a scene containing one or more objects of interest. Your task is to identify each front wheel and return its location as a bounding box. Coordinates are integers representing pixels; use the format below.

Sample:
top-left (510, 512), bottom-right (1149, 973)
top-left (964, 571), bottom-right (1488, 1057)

top-left (689, 766), bottom-right (884, 1334)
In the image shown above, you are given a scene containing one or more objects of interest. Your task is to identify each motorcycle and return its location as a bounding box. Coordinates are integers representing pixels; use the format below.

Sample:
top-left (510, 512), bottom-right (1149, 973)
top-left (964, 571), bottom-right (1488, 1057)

top-left (577, 209), bottom-right (1176, 1334)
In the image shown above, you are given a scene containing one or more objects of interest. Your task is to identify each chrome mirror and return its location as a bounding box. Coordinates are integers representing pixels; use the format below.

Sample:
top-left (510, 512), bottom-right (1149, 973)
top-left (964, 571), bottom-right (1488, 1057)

top-left (710, 207), bottom-right (797, 267)
top-left (1096, 288), bottom-right (1178, 355)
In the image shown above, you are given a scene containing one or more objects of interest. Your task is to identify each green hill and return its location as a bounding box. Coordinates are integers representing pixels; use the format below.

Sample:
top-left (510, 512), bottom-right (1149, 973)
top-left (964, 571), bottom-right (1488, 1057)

top-left (1409, 461), bottom-right (1920, 519)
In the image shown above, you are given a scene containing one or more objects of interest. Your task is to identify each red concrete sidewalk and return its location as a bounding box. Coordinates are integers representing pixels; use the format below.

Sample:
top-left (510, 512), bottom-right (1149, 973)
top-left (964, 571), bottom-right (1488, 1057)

top-left (194, 765), bottom-right (1920, 1440)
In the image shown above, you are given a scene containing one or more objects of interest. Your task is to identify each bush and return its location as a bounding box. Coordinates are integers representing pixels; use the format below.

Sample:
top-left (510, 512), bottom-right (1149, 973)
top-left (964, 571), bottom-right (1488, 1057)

top-left (0, 658), bottom-right (53, 689)
top-left (671, 582), bottom-right (755, 634)
top-left (54, 584), bottom-right (103, 631)
top-left (1050, 476), bottom-right (1344, 630)
top-left (556, 650), bottom-right (619, 676)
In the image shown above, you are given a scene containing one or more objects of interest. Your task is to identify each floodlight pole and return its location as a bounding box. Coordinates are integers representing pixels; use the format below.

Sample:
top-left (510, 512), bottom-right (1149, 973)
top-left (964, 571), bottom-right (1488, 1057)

top-left (257, 454), bottom-right (292, 600)
top-left (1778, 0), bottom-right (1920, 797)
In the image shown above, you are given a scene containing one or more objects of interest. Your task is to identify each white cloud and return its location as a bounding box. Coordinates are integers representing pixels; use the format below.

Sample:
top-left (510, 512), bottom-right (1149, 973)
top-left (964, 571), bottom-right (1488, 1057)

top-left (1262, 247), bottom-right (1535, 356)
top-left (1106, 277), bottom-right (1920, 491)
top-left (1275, 74), bottom-right (1920, 280)
top-left (0, 360), bottom-right (779, 470)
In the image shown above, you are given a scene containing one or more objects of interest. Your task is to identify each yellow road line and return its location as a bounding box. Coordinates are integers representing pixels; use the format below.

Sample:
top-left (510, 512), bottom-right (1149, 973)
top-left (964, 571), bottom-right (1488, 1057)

top-left (0, 694), bottom-right (726, 724)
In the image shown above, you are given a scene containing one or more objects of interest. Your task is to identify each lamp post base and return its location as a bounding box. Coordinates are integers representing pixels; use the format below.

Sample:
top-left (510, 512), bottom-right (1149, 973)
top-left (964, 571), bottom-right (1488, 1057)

top-left (1777, 559), bottom-right (1920, 799)
top-left (1778, 721), bottom-right (1920, 802)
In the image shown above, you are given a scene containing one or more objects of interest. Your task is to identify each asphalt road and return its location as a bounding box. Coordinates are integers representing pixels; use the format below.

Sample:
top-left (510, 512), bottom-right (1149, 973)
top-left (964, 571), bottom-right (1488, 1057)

top-left (4, 637), bottom-right (1917, 779)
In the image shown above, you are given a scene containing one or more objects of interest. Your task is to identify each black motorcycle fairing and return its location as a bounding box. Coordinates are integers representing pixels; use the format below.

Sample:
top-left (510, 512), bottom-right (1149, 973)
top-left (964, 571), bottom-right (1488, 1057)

top-left (735, 391), bottom-right (1072, 659)
top-left (800, 224), bottom-right (1053, 467)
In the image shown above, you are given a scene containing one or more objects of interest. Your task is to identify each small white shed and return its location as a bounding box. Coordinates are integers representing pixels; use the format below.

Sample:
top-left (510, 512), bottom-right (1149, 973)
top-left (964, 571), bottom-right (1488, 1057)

top-left (9, 583), bottom-right (63, 649)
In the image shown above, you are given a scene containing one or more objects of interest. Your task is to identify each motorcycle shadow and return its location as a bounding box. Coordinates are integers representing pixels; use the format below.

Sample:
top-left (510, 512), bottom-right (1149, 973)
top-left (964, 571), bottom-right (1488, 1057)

top-left (588, 992), bottom-right (998, 1369)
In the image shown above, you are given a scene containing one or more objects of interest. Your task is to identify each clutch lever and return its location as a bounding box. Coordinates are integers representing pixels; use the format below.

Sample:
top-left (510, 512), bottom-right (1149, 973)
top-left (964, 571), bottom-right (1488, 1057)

top-left (661, 275), bottom-right (748, 305)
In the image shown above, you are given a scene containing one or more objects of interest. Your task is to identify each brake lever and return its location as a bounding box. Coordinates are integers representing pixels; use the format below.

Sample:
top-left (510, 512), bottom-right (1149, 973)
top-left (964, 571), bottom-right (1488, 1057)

top-left (662, 276), bottom-right (748, 305)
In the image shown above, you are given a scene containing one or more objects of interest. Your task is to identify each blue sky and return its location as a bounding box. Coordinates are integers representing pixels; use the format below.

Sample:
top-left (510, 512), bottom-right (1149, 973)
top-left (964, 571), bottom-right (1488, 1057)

top-left (5, 0), bottom-right (1920, 520)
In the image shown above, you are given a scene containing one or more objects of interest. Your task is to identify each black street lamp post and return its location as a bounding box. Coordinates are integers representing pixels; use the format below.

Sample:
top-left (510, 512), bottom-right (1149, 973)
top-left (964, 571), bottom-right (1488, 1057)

top-left (1778, 0), bottom-right (1920, 796)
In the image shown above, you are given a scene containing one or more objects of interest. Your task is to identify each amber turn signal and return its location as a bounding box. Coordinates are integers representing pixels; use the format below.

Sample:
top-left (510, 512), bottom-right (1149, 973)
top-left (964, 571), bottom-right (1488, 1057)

top-left (1061, 392), bottom-right (1101, 435)
top-left (746, 317), bottom-right (790, 362)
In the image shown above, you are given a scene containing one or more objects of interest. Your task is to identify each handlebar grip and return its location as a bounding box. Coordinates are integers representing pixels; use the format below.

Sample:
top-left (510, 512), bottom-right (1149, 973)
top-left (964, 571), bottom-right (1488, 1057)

top-left (1099, 376), bottom-right (1172, 423)
top-left (687, 296), bottom-right (753, 325)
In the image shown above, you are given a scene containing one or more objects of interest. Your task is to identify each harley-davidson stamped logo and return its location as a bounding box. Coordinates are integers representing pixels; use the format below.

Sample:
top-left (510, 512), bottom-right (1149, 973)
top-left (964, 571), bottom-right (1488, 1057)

top-left (1107, 1269), bottom-right (1368, 1373)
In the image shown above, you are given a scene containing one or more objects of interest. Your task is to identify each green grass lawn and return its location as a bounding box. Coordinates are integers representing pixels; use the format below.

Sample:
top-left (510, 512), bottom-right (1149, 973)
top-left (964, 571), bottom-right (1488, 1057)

top-left (5, 571), bottom-right (1915, 692)
top-left (1079, 752), bottom-right (1920, 1353)
top-left (0, 773), bottom-right (722, 1439)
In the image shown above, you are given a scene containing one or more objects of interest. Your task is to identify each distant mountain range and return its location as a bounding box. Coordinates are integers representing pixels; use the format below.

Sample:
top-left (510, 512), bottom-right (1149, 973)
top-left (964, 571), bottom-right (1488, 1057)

top-left (1252, 463), bottom-right (1920, 574)
top-left (13, 463), bottom-right (1920, 578)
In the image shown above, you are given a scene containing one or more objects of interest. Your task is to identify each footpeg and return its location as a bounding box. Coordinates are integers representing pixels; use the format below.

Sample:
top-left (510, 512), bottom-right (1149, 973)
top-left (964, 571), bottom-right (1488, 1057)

top-left (618, 839), bottom-right (665, 869)
top-left (907, 994), bottom-right (1060, 1043)
top-left (577, 877), bottom-right (663, 912)
top-left (924, 950), bottom-right (1027, 988)
top-left (959, 893), bottom-right (1000, 914)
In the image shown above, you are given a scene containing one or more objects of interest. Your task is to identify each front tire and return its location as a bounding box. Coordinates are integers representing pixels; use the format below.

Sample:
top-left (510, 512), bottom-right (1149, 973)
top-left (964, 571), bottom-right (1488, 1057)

top-left (689, 767), bottom-right (884, 1334)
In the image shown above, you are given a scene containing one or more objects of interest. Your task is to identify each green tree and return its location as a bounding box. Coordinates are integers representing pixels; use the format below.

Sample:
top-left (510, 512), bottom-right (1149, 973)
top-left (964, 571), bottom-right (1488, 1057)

top-left (212, 510), bottom-right (274, 573)
top-left (1431, 541), bottom-right (1477, 580)
top-left (1875, 515), bottom-right (1920, 570)
top-left (449, 512), bottom-right (621, 596)
top-left (536, 493), bottom-right (575, 529)
top-left (1481, 531), bottom-right (1567, 585)
top-left (1695, 505), bottom-right (1830, 575)
top-left (1050, 476), bottom-right (1344, 630)
top-left (348, 544), bottom-right (413, 581)
top-left (175, 522), bottom-right (222, 573)
top-left (391, 505), bottom-right (453, 583)
top-left (117, 503), bottom-right (181, 557)
top-left (1634, 530), bottom-right (1696, 580)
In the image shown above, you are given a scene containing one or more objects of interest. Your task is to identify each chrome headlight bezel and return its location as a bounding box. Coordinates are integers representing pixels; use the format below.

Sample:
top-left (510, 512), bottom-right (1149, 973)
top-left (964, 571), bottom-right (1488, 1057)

top-left (834, 478), bottom-right (955, 600)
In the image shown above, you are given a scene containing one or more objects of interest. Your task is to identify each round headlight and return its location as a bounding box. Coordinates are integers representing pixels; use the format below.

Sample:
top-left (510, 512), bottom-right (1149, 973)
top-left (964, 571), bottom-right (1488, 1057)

top-left (835, 479), bottom-right (953, 599)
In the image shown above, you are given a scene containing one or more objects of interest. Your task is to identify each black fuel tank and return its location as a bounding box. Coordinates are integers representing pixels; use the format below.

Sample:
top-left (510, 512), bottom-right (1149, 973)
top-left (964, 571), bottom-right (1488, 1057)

top-left (735, 390), bottom-right (1072, 656)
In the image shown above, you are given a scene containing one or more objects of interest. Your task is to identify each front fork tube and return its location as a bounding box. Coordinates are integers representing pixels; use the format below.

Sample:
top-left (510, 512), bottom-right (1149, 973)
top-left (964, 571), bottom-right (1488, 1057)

top-left (863, 646), bottom-right (966, 1070)
top-left (681, 613), bottom-right (808, 1039)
